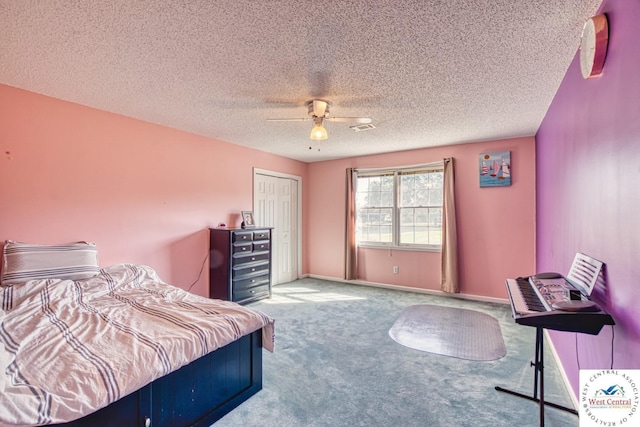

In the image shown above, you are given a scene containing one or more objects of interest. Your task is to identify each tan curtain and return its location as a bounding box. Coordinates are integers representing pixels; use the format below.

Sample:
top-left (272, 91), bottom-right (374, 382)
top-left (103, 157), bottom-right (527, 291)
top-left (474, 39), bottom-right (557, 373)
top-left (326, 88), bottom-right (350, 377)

top-left (345, 168), bottom-right (358, 280)
top-left (441, 157), bottom-right (459, 293)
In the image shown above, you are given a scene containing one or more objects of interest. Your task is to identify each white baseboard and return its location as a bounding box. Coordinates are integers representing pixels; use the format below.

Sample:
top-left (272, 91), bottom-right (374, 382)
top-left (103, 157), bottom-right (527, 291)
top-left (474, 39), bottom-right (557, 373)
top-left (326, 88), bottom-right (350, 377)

top-left (543, 330), bottom-right (578, 409)
top-left (297, 273), bottom-right (510, 306)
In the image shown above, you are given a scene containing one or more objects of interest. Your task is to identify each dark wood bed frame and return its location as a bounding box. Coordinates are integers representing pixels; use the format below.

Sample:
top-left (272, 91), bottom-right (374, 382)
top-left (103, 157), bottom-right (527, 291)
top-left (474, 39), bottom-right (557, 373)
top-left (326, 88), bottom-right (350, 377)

top-left (55, 330), bottom-right (263, 427)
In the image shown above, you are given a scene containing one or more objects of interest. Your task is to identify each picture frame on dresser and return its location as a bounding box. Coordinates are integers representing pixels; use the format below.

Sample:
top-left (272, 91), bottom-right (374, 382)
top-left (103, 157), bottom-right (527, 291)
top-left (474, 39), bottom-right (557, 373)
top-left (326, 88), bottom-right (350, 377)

top-left (241, 210), bottom-right (255, 228)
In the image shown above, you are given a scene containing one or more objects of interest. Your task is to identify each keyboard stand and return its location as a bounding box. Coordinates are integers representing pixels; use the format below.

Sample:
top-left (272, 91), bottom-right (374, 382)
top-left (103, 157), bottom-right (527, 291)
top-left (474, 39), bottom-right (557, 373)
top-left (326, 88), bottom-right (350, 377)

top-left (495, 327), bottom-right (578, 427)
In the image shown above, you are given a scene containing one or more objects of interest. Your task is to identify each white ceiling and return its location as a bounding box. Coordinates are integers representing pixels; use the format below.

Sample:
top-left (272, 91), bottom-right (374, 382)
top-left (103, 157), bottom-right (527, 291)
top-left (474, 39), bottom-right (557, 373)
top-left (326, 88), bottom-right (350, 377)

top-left (0, 1), bottom-right (602, 163)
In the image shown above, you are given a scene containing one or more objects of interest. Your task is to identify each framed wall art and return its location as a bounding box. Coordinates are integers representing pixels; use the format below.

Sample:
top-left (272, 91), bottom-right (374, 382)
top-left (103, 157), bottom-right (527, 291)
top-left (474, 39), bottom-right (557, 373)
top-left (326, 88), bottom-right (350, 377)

top-left (479, 151), bottom-right (511, 187)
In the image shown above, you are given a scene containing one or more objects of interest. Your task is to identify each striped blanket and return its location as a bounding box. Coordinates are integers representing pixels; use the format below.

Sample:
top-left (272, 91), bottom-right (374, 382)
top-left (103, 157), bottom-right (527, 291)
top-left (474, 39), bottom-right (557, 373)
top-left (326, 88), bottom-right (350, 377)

top-left (0, 264), bottom-right (274, 426)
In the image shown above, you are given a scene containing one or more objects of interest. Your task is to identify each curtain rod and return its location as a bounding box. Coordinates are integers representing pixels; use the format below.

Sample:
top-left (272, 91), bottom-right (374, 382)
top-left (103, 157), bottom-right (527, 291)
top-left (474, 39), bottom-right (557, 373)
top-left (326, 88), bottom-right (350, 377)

top-left (351, 160), bottom-right (444, 173)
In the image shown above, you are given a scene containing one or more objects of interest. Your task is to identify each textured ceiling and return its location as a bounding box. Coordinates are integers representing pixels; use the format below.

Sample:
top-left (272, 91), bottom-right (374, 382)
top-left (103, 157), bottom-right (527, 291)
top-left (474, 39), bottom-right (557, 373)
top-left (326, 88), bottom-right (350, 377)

top-left (0, 1), bottom-right (602, 163)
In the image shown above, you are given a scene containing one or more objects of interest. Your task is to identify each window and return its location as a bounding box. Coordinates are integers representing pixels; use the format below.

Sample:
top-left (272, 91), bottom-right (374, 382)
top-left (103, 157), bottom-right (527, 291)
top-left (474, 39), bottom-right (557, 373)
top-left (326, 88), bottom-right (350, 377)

top-left (355, 164), bottom-right (444, 249)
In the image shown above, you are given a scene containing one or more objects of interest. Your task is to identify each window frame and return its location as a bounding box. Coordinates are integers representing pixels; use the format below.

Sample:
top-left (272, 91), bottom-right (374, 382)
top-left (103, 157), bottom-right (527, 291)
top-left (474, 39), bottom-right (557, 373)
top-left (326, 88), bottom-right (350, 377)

top-left (355, 162), bottom-right (444, 252)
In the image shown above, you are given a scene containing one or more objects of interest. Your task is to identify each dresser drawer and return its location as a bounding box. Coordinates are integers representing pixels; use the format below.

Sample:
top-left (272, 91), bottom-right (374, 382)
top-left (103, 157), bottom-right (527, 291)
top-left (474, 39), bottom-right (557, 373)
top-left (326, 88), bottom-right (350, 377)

top-left (233, 273), bottom-right (270, 291)
top-left (233, 251), bottom-right (270, 265)
top-left (232, 231), bottom-right (253, 243)
top-left (253, 240), bottom-right (270, 252)
top-left (232, 260), bottom-right (270, 279)
top-left (232, 242), bottom-right (253, 254)
top-left (253, 230), bottom-right (270, 241)
top-left (232, 283), bottom-right (270, 303)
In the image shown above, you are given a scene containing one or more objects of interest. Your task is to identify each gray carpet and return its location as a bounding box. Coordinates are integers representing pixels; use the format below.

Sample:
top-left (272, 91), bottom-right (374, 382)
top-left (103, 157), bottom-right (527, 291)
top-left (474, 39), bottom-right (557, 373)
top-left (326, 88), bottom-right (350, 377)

top-left (214, 278), bottom-right (578, 427)
top-left (389, 304), bottom-right (507, 361)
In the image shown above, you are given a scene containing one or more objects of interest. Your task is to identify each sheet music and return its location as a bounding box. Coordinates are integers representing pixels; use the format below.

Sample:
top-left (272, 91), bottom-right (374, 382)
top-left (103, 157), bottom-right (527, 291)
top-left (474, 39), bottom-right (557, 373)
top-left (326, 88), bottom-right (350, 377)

top-left (566, 253), bottom-right (603, 297)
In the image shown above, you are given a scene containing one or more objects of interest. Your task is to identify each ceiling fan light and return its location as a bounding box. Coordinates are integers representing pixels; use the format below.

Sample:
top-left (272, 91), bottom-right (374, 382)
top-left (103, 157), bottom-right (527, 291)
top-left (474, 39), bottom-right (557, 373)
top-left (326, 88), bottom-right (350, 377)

top-left (310, 123), bottom-right (328, 141)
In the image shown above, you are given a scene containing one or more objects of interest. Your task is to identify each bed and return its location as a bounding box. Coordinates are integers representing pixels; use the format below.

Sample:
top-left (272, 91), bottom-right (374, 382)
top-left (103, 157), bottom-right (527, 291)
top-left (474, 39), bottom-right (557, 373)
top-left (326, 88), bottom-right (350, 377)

top-left (0, 241), bottom-right (274, 427)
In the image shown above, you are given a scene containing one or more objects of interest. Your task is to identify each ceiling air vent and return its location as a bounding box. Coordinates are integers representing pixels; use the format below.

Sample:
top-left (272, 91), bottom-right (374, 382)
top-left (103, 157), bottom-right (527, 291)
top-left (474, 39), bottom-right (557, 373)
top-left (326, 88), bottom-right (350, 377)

top-left (350, 123), bottom-right (376, 132)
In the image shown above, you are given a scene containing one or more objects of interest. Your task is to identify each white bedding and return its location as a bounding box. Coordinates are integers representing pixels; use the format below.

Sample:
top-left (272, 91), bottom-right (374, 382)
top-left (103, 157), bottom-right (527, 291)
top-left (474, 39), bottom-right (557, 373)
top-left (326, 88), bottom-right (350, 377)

top-left (0, 264), bottom-right (274, 426)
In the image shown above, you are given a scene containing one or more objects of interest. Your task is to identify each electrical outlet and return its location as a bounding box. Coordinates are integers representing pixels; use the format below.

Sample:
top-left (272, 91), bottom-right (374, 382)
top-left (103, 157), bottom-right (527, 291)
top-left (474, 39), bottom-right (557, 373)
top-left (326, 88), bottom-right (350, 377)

top-left (393, 266), bottom-right (399, 274)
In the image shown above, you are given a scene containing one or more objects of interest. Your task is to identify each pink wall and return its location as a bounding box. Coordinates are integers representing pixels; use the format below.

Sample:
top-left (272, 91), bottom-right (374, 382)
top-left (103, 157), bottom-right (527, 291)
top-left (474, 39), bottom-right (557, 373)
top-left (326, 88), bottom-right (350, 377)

top-left (536, 0), bottom-right (640, 399)
top-left (308, 137), bottom-right (536, 299)
top-left (0, 84), bottom-right (308, 297)
top-left (0, 83), bottom-right (534, 303)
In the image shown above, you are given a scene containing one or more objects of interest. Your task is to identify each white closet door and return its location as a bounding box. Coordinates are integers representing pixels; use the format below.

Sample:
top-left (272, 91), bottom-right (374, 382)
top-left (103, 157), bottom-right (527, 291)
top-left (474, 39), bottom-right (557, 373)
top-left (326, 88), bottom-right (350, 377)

top-left (254, 172), bottom-right (298, 285)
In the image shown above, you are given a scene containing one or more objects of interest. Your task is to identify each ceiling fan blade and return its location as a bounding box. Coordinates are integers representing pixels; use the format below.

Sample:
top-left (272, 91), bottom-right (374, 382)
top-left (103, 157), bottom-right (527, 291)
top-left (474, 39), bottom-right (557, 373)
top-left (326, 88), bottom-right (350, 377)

top-left (266, 118), bottom-right (313, 122)
top-left (312, 100), bottom-right (328, 117)
top-left (326, 117), bottom-right (372, 124)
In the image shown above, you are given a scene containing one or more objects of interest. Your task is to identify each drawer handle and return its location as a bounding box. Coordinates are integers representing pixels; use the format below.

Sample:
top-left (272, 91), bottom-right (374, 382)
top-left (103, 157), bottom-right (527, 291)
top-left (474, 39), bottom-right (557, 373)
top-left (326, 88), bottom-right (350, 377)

top-left (251, 257), bottom-right (256, 261)
top-left (241, 247), bottom-right (247, 251)
top-left (251, 268), bottom-right (256, 271)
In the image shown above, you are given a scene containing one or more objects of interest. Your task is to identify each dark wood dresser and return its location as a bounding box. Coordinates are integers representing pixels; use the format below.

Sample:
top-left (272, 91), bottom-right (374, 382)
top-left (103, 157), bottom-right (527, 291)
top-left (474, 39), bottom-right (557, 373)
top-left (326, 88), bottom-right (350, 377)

top-left (209, 227), bottom-right (272, 304)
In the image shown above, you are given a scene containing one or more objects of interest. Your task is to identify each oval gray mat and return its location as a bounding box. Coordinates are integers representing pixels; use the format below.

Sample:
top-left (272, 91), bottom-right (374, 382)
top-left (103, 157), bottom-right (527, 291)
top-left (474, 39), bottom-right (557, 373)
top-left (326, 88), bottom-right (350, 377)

top-left (389, 304), bottom-right (507, 361)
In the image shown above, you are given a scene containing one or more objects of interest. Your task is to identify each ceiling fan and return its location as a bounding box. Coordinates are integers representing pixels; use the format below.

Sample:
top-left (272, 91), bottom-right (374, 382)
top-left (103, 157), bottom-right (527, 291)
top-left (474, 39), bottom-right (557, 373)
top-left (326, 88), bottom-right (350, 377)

top-left (267, 99), bottom-right (372, 141)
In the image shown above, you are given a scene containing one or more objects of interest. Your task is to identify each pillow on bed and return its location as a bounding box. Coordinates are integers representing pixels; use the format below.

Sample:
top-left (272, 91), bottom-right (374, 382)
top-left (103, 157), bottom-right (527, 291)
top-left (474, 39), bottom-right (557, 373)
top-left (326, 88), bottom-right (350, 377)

top-left (1, 240), bottom-right (99, 286)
